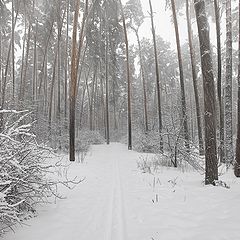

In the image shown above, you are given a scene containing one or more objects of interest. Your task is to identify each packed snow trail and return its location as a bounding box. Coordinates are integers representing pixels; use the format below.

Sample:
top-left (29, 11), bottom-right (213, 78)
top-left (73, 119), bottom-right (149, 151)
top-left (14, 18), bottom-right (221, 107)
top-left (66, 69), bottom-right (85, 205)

top-left (4, 143), bottom-right (240, 240)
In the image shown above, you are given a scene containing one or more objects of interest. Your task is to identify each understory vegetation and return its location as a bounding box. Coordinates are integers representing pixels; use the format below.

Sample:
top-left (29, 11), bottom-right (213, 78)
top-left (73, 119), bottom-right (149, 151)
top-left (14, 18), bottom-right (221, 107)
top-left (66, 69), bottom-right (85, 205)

top-left (0, 110), bottom-right (81, 233)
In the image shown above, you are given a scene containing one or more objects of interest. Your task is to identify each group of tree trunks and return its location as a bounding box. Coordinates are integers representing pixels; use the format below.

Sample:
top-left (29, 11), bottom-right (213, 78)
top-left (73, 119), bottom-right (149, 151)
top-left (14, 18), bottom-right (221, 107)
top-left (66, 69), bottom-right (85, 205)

top-left (0, 0), bottom-right (240, 183)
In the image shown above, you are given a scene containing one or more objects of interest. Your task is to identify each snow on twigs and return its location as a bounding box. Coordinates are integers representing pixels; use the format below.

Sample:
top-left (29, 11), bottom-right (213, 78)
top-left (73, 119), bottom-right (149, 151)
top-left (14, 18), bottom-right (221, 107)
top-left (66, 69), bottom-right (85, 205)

top-left (0, 110), bottom-right (82, 234)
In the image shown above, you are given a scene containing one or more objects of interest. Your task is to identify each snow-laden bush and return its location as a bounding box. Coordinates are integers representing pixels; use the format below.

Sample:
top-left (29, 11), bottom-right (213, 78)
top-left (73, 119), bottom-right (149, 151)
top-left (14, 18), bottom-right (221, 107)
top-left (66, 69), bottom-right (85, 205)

top-left (121, 130), bottom-right (161, 153)
top-left (84, 130), bottom-right (105, 145)
top-left (61, 129), bottom-right (105, 162)
top-left (0, 110), bottom-right (79, 233)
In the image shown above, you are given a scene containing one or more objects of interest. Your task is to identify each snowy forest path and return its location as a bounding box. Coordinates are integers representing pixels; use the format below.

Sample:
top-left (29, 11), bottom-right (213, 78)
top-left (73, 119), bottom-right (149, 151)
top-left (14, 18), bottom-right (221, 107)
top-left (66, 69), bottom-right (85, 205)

top-left (4, 143), bottom-right (143, 240)
top-left (5, 143), bottom-right (240, 240)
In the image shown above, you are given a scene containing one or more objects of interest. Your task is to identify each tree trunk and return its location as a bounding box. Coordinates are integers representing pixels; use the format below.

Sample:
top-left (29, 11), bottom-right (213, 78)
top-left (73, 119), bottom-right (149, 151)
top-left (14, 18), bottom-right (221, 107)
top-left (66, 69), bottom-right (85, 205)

top-left (11, 0), bottom-right (15, 99)
top-left (89, 67), bottom-right (97, 131)
top-left (69, 0), bottom-right (80, 161)
top-left (134, 29), bottom-right (148, 133)
top-left (186, 0), bottom-right (204, 155)
top-left (105, 25), bottom-right (110, 144)
top-left (32, 20), bottom-right (38, 102)
top-left (0, 7), bottom-right (19, 130)
top-left (48, 53), bottom-right (58, 128)
top-left (234, 0), bottom-right (240, 177)
top-left (214, 0), bottom-right (224, 163)
top-left (171, 0), bottom-right (190, 152)
top-left (120, 0), bottom-right (132, 150)
top-left (149, 0), bottom-right (163, 152)
top-left (225, 0), bottom-right (233, 166)
top-left (64, 0), bottom-right (70, 123)
top-left (19, 24), bottom-right (31, 102)
top-left (38, 21), bottom-right (54, 95)
top-left (194, 0), bottom-right (218, 185)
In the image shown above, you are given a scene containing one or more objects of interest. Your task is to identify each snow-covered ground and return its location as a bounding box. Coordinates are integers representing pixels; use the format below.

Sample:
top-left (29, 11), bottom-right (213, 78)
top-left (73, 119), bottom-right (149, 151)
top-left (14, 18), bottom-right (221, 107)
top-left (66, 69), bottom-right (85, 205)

top-left (4, 143), bottom-right (240, 240)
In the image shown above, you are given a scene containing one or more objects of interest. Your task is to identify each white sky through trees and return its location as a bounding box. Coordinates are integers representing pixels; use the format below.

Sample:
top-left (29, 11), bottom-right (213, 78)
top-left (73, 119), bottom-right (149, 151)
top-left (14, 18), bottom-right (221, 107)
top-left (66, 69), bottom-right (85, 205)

top-left (123, 0), bottom-right (219, 51)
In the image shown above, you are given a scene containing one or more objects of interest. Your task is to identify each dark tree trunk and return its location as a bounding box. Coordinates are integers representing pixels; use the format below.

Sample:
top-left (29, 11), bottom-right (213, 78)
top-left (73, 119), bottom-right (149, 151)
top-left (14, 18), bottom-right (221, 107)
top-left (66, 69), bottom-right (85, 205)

top-left (11, 0), bottom-right (15, 99)
top-left (64, 0), bottom-right (70, 123)
top-left (194, 0), bottom-right (218, 185)
top-left (149, 0), bottom-right (163, 152)
top-left (69, 0), bottom-right (80, 161)
top-left (186, 0), bottom-right (204, 155)
top-left (234, 0), bottom-right (240, 177)
top-left (225, 0), bottom-right (233, 166)
top-left (134, 29), bottom-right (149, 132)
top-left (171, 0), bottom-right (190, 151)
top-left (120, 0), bottom-right (132, 150)
top-left (32, 21), bottom-right (38, 102)
top-left (38, 22), bottom-right (54, 95)
top-left (0, 7), bottom-right (19, 130)
top-left (48, 53), bottom-right (58, 128)
top-left (214, 0), bottom-right (224, 163)
top-left (19, 24), bottom-right (31, 102)
top-left (105, 25), bottom-right (110, 145)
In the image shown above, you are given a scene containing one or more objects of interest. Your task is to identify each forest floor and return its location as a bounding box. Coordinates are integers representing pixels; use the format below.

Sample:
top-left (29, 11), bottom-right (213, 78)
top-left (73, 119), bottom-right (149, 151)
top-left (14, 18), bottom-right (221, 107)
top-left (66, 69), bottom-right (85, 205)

top-left (4, 143), bottom-right (240, 240)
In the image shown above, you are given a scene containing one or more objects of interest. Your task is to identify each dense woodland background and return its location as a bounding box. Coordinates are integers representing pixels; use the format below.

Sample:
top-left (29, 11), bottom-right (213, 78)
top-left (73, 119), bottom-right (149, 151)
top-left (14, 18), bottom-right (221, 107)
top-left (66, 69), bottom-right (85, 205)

top-left (0, 0), bottom-right (240, 185)
top-left (1, 0), bottom-right (240, 233)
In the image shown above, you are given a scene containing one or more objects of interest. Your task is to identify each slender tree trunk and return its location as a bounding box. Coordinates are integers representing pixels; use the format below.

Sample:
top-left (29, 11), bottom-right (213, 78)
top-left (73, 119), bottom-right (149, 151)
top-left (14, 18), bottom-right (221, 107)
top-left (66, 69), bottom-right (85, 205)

top-left (20, 24), bottom-right (31, 102)
top-left (57, 26), bottom-right (61, 123)
top-left (214, 0), bottom-right (224, 163)
top-left (120, 0), bottom-right (132, 150)
top-left (149, 0), bottom-right (163, 152)
top-left (0, 28), bottom-right (2, 132)
top-left (225, 0), bottom-right (233, 166)
top-left (171, 0), bottom-right (190, 151)
top-left (79, 82), bottom-right (87, 129)
top-left (38, 22), bottom-right (54, 95)
top-left (19, 22), bottom-right (27, 103)
top-left (0, 27), bottom-right (2, 104)
top-left (99, 61), bottom-right (106, 135)
top-left (43, 53), bottom-right (48, 115)
top-left (134, 29), bottom-right (148, 132)
top-left (48, 53), bottom-right (58, 128)
top-left (0, 7), bottom-right (19, 130)
top-left (69, 0), bottom-right (80, 161)
top-left (105, 27), bottom-right (110, 144)
top-left (64, 0), bottom-right (70, 123)
top-left (32, 21), bottom-right (38, 102)
top-left (76, 0), bottom-right (88, 73)
top-left (186, 0), bottom-right (204, 155)
top-left (234, 0), bottom-right (240, 177)
top-left (89, 67), bottom-right (97, 131)
top-left (11, 0), bottom-right (15, 99)
top-left (194, 0), bottom-right (218, 185)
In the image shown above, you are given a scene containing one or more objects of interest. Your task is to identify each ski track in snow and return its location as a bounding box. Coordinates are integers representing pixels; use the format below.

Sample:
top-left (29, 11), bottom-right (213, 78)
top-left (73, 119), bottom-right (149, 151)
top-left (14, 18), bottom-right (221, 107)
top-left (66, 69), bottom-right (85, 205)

top-left (3, 143), bottom-right (240, 240)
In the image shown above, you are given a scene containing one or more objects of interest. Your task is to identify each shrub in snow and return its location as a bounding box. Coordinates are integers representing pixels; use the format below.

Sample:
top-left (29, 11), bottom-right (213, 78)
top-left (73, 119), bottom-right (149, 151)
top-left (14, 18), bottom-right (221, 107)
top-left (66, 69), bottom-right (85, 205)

top-left (121, 130), bottom-right (161, 153)
top-left (61, 129), bottom-right (105, 162)
top-left (137, 155), bottom-right (172, 174)
top-left (0, 110), bottom-right (79, 233)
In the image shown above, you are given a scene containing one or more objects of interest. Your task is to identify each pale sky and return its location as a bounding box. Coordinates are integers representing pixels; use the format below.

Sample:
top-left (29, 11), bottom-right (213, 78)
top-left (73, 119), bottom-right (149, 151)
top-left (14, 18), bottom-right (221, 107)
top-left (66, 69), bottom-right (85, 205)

top-left (124, 0), bottom-right (220, 51)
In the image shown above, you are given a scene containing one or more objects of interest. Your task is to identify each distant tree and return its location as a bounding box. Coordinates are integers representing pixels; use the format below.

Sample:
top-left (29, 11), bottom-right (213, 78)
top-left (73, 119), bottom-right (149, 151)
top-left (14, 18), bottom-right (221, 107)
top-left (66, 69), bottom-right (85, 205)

top-left (194, 0), bottom-right (218, 185)
top-left (125, 0), bottom-right (148, 132)
top-left (234, 0), bottom-right (240, 177)
top-left (149, 0), bottom-right (163, 152)
top-left (119, 0), bottom-right (132, 150)
top-left (213, 0), bottom-right (225, 163)
top-left (225, 0), bottom-right (234, 166)
top-left (69, 0), bottom-right (80, 161)
top-left (170, 0), bottom-right (190, 152)
top-left (186, 0), bottom-right (204, 155)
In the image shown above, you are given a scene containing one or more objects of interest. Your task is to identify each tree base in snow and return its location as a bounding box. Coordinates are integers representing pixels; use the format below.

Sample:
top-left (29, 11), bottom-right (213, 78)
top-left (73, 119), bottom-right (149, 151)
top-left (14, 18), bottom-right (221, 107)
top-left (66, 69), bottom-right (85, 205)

top-left (234, 163), bottom-right (240, 177)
